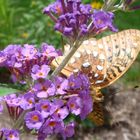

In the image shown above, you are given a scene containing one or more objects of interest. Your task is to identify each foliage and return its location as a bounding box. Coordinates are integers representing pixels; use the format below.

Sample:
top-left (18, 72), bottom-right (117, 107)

top-left (0, 85), bottom-right (19, 96)
top-left (0, 0), bottom-right (61, 49)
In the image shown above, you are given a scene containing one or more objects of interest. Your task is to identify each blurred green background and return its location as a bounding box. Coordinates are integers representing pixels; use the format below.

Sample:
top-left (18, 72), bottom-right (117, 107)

top-left (0, 0), bottom-right (140, 86)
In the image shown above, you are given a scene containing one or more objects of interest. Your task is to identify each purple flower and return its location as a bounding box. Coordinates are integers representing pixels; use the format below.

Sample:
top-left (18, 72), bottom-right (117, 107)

top-left (25, 111), bottom-right (44, 130)
top-left (35, 99), bottom-right (52, 118)
top-left (4, 94), bottom-right (21, 107)
top-left (3, 45), bottom-right (21, 56)
top-left (92, 10), bottom-right (118, 32)
top-left (52, 106), bottom-right (69, 120)
top-left (80, 24), bottom-right (88, 35)
top-left (63, 27), bottom-right (73, 36)
top-left (3, 129), bottom-right (20, 140)
top-left (43, 0), bottom-right (63, 15)
top-left (4, 94), bottom-right (23, 119)
top-left (21, 44), bottom-right (37, 60)
top-left (79, 91), bottom-right (93, 120)
top-left (41, 43), bottom-right (59, 58)
top-left (68, 73), bottom-right (90, 92)
top-left (43, 0), bottom-right (94, 39)
top-left (67, 96), bottom-right (82, 115)
top-left (53, 99), bottom-right (64, 109)
top-left (3, 45), bottom-right (22, 67)
top-left (61, 122), bottom-right (75, 140)
top-left (20, 93), bottom-right (35, 110)
top-left (54, 76), bottom-right (68, 95)
top-left (80, 4), bottom-right (92, 15)
top-left (0, 51), bottom-right (7, 67)
top-left (44, 0), bottom-right (118, 40)
top-left (39, 118), bottom-right (64, 136)
top-left (45, 99), bottom-right (69, 120)
top-left (66, 0), bottom-right (81, 13)
top-left (34, 80), bottom-right (56, 98)
top-left (0, 97), bottom-right (3, 113)
top-left (31, 64), bottom-right (50, 80)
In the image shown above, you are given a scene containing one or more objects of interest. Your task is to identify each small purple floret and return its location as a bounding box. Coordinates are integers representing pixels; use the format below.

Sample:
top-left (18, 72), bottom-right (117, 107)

top-left (35, 99), bottom-right (52, 118)
top-left (20, 93), bottom-right (35, 110)
top-left (31, 64), bottom-right (50, 80)
top-left (34, 80), bottom-right (56, 98)
top-left (61, 122), bottom-right (75, 140)
top-left (3, 129), bottom-right (20, 140)
top-left (92, 10), bottom-right (118, 32)
top-left (41, 43), bottom-right (59, 58)
top-left (54, 76), bottom-right (68, 95)
top-left (25, 111), bottom-right (44, 130)
top-left (67, 96), bottom-right (82, 115)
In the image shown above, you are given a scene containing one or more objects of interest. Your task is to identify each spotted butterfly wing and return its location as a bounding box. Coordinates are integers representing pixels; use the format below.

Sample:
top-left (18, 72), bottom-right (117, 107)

top-left (52, 29), bottom-right (140, 126)
top-left (52, 29), bottom-right (140, 89)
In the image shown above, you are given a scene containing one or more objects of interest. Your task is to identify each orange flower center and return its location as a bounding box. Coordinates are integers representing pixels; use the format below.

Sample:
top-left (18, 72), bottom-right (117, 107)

top-left (9, 134), bottom-right (14, 138)
top-left (42, 86), bottom-right (47, 91)
top-left (42, 105), bottom-right (48, 109)
top-left (49, 121), bottom-right (56, 127)
top-left (55, 109), bottom-right (60, 113)
top-left (70, 103), bottom-right (75, 108)
top-left (32, 115), bottom-right (39, 121)
top-left (39, 72), bottom-right (43, 76)
top-left (28, 99), bottom-right (33, 104)
top-left (69, 82), bottom-right (75, 87)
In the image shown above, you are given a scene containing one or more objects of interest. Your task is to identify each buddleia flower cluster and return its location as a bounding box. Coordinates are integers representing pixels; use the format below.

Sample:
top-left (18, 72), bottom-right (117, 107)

top-left (0, 0), bottom-right (137, 139)
top-left (0, 43), bottom-right (92, 140)
top-left (43, 0), bottom-right (118, 42)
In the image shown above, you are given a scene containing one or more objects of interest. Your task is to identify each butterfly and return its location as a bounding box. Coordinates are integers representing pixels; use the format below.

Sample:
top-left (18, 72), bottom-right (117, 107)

top-left (52, 29), bottom-right (140, 126)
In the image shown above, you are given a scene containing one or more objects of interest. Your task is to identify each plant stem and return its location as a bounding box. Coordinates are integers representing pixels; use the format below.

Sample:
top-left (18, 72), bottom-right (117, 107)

top-left (13, 110), bottom-right (28, 129)
top-left (102, 0), bottom-right (118, 11)
top-left (50, 41), bottom-right (80, 79)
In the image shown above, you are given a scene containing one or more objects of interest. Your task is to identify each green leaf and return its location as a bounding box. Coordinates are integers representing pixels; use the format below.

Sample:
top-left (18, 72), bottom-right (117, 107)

top-left (0, 86), bottom-right (19, 96)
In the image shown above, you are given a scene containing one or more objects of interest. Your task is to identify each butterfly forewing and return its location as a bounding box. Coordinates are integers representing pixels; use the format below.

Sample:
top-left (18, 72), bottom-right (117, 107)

top-left (52, 29), bottom-right (140, 88)
top-left (101, 29), bottom-right (140, 87)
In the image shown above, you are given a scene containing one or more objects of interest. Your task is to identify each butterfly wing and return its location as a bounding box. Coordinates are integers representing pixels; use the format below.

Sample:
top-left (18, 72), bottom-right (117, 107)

top-left (88, 102), bottom-right (105, 126)
top-left (99, 29), bottom-right (140, 88)
top-left (52, 29), bottom-right (140, 88)
top-left (52, 38), bottom-right (108, 81)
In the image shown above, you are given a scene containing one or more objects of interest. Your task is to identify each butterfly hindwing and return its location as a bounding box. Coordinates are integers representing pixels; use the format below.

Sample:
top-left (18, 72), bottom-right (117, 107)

top-left (88, 102), bottom-right (105, 126)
